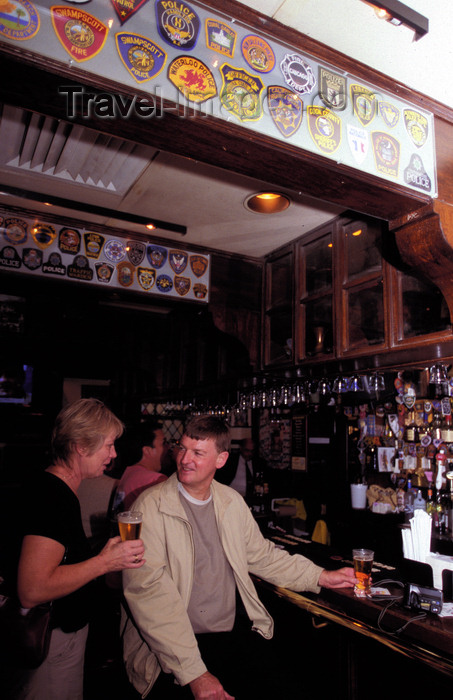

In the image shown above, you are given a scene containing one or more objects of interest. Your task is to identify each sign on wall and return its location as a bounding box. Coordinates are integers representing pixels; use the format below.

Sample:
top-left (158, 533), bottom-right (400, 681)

top-left (0, 212), bottom-right (210, 302)
top-left (0, 0), bottom-right (437, 197)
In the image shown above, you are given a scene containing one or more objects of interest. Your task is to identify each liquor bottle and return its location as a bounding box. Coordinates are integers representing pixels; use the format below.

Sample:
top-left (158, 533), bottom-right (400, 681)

top-left (405, 411), bottom-right (418, 443)
top-left (426, 484), bottom-right (435, 518)
top-left (413, 489), bottom-right (426, 511)
top-left (441, 413), bottom-right (453, 443)
top-left (431, 411), bottom-right (443, 441)
top-left (405, 476), bottom-right (417, 520)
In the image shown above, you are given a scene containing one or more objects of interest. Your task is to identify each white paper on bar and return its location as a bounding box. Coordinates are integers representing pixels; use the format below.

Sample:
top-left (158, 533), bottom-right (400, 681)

top-left (409, 509), bottom-right (432, 563)
top-left (402, 527), bottom-right (414, 560)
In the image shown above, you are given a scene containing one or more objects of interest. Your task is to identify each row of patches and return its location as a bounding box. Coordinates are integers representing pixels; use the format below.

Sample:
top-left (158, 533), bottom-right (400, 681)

top-left (0, 245), bottom-right (208, 297)
top-left (2, 1), bottom-right (431, 134)
top-left (0, 219), bottom-right (209, 275)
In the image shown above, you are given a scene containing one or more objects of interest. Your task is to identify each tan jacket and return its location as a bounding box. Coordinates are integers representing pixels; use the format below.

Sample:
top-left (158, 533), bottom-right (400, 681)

top-left (122, 473), bottom-right (323, 698)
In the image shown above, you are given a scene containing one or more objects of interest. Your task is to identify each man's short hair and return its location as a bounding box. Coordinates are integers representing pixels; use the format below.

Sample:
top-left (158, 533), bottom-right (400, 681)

top-left (184, 415), bottom-right (230, 454)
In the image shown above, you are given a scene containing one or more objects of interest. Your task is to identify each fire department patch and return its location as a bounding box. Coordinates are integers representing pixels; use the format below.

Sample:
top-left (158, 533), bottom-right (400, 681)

top-left (307, 106), bottom-right (341, 155)
top-left (280, 53), bottom-right (316, 96)
top-left (241, 35), bottom-right (275, 74)
top-left (137, 266), bottom-right (156, 291)
top-left (168, 56), bottom-right (217, 102)
top-left (174, 275), bottom-right (191, 296)
top-left (2, 218), bottom-right (28, 245)
top-left (189, 254), bottom-right (208, 278)
top-left (318, 67), bottom-right (346, 111)
top-left (347, 124), bottom-right (368, 165)
top-left (43, 252), bottom-right (66, 275)
top-left (117, 260), bottom-right (135, 287)
top-left (404, 109), bottom-right (428, 148)
top-left (0, 246), bottom-right (21, 269)
top-left (110, 0), bottom-right (150, 25)
top-left (219, 63), bottom-right (264, 122)
top-left (115, 33), bottom-right (167, 83)
top-left (155, 0), bottom-right (200, 51)
top-left (22, 248), bottom-right (42, 270)
top-left (147, 244), bottom-right (167, 268)
top-left (95, 261), bottom-right (114, 283)
top-left (169, 249), bottom-right (188, 274)
top-left (127, 240), bottom-right (146, 266)
top-left (59, 227), bottom-right (81, 255)
top-left (350, 84), bottom-right (377, 127)
top-left (31, 223), bottom-right (56, 249)
top-left (51, 6), bottom-right (109, 63)
top-left (68, 254), bottom-right (93, 281)
top-left (0, 0), bottom-right (39, 40)
top-left (193, 283), bottom-right (207, 299)
top-left (84, 232), bottom-right (105, 259)
top-left (104, 239), bottom-right (126, 263)
top-left (267, 85), bottom-right (303, 138)
top-left (404, 153), bottom-right (431, 192)
top-left (205, 18), bottom-right (236, 58)
top-left (371, 132), bottom-right (400, 178)
top-left (156, 274), bottom-right (173, 293)
top-left (379, 101), bottom-right (399, 129)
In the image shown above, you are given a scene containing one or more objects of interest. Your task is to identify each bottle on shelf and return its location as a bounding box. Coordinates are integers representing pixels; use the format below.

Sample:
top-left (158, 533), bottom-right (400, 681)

top-left (404, 476), bottom-right (418, 521)
top-left (413, 489), bottom-right (426, 511)
top-left (426, 483), bottom-right (435, 518)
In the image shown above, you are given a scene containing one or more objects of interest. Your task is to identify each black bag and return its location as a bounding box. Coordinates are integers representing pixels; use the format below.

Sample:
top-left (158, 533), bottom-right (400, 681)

top-left (0, 594), bottom-right (52, 668)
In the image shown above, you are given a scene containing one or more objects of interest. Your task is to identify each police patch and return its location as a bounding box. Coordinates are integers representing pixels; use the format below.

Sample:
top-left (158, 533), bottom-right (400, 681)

top-left (169, 249), bottom-right (188, 274)
top-left (168, 56), bottom-right (217, 103)
top-left (59, 227), bottom-right (81, 255)
top-left (127, 240), bottom-right (146, 266)
top-left (0, 246), bottom-right (21, 269)
top-left (68, 254), bottom-right (93, 280)
top-left (22, 248), bottom-right (42, 270)
top-left (110, 0), bottom-right (150, 25)
top-left (137, 266), bottom-right (156, 291)
top-left (307, 106), bottom-right (341, 155)
top-left (205, 18), bottom-right (236, 58)
top-left (3, 218), bottom-right (28, 245)
top-left (84, 232), bottom-right (105, 259)
top-left (117, 260), bottom-right (135, 287)
top-left (155, 0), bottom-right (200, 51)
top-left (95, 261), bottom-right (114, 283)
top-left (174, 275), bottom-right (191, 296)
top-left (193, 283), bottom-right (207, 299)
top-left (43, 252), bottom-right (66, 275)
top-left (347, 124), bottom-right (368, 165)
top-left (379, 101), bottom-right (399, 129)
top-left (51, 6), bottom-right (109, 63)
top-left (371, 132), bottom-right (400, 178)
top-left (280, 53), bottom-right (316, 96)
top-left (404, 154), bottom-right (432, 192)
top-left (219, 63), bottom-right (264, 122)
top-left (404, 109), bottom-right (428, 148)
top-left (241, 35), bottom-right (275, 74)
top-left (31, 223), bottom-right (56, 249)
top-left (104, 239), bottom-right (127, 262)
top-left (319, 67), bottom-right (346, 111)
top-left (156, 274), bottom-right (173, 293)
top-left (267, 85), bottom-right (303, 138)
top-left (0, 0), bottom-right (39, 40)
top-left (350, 84), bottom-right (377, 127)
top-left (190, 254), bottom-right (208, 278)
top-left (116, 33), bottom-right (167, 83)
top-left (147, 244), bottom-right (167, 268)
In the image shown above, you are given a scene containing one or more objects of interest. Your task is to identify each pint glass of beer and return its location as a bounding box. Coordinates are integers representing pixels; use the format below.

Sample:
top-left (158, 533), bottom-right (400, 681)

top-left (117, 511), bottom-right (143, 541)
top-left (352, 548), bottom-right (374, 597)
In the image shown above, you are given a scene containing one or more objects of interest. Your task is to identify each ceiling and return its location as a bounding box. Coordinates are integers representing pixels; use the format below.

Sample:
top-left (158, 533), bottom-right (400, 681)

top-left (0, 1), bottom-right (446, 259)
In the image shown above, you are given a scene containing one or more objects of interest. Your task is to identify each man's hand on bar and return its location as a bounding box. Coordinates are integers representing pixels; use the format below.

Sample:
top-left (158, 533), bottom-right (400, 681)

top-left (318, 567), bottom-right (357, 589)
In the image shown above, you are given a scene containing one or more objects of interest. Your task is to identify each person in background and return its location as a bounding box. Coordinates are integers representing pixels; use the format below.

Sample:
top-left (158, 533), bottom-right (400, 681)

top-left (16, 398), bottom-right (145, 700)
top-left (214, 437), bottom-right (262, 504)
top-left (115, 420), bottom-right (168, 511)
top-left (122, 415), bottom-right (355, 700)
top-left (78, 471), bottom-right (118, 553)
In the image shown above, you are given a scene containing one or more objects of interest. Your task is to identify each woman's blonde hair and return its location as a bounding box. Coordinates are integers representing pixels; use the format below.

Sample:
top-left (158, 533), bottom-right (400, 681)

top-left (51, 398), bottom-right (124, 462)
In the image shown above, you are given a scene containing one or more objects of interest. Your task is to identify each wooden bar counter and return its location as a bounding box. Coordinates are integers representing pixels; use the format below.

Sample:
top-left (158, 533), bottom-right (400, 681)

top-left (252, 531), bottom-right (453, 699)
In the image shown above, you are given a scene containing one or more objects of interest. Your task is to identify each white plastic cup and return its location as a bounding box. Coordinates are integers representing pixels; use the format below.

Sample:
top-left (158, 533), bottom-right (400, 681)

top-left (351, 483), bottom-right (367, 510)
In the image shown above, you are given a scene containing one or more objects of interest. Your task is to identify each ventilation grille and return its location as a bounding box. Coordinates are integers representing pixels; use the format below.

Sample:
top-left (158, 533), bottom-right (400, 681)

top-left (0, 104), bottom-right (155, 193)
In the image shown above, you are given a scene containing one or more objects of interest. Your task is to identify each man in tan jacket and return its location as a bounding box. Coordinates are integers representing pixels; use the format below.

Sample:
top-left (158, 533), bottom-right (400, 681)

top-left (122, 416), bottom-right (355, 699)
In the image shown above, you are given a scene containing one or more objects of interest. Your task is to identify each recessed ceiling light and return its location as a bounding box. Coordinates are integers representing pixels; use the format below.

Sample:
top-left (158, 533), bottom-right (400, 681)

top-left (244, 192), bottom-right (291, 214)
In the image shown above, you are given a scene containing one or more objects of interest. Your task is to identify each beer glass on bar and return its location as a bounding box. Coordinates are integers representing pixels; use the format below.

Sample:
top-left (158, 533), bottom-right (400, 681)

top-left (117, 511), bottom-right (143, 541)
top-left (352, 548), bottom-right (374, 597)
